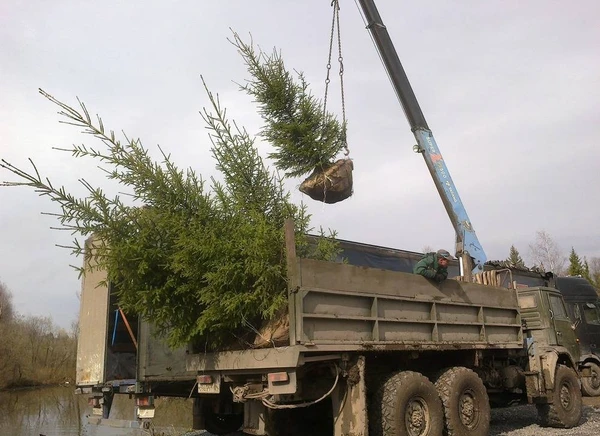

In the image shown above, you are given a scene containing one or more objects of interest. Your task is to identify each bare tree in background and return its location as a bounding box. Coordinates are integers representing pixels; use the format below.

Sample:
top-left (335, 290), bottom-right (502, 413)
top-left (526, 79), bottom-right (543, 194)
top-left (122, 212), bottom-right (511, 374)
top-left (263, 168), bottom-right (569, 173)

top-left (70, 319), bottom-right (80, 339)
top-left (528, 230), bottom-right (566, 275)
top-left (0, 281), bottom-right (14, 323)
top-left (589, 257), bottom-right (600, 287)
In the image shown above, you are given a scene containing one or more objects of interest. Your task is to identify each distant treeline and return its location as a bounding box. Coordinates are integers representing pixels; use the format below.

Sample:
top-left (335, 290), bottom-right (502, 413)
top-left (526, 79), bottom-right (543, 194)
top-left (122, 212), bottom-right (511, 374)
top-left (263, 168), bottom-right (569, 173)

top-left (0, 281), bottom-right (76, 390)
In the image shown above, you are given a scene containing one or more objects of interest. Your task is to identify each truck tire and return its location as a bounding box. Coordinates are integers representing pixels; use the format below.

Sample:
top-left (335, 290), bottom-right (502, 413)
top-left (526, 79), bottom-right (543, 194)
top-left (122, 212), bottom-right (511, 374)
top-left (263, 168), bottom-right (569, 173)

top-left (370, 370), bottom-right (444, 436)
top-left (536, 365), bottom-right (582, 428)
top-left (581, 361), bottom-right (600, 397)
top-left (434, 367), bottom-right (490, 436)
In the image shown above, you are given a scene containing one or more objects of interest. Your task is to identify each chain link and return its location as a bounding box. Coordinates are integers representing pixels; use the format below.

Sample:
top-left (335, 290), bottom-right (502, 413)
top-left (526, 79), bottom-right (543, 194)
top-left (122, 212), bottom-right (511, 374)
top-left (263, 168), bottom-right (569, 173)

top-left (323, 1), bottom-right (337, 118)
top-left (335, 1), bottom-right (349, 156)
top-left (324, 0), bottom-right (350, 157)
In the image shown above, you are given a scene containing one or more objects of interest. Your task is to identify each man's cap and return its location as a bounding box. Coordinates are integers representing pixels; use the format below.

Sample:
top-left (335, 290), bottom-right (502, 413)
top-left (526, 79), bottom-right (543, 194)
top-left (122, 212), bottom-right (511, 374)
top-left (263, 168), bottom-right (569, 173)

top-left (436, 249), bottom-right (452, 259)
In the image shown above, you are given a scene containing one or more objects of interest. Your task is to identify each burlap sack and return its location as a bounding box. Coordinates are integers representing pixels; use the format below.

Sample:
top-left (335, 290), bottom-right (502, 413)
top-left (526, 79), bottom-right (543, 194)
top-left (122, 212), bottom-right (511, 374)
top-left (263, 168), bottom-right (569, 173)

top-left (299, 158), bottom-right (353, 204)
top-left (253, 313), bottom-right (290, 348)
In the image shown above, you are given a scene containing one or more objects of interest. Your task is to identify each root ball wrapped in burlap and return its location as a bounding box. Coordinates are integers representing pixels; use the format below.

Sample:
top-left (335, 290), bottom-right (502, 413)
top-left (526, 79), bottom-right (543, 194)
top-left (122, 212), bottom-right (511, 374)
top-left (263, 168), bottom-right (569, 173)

top-left (299, 159), bottom-right (353, 204)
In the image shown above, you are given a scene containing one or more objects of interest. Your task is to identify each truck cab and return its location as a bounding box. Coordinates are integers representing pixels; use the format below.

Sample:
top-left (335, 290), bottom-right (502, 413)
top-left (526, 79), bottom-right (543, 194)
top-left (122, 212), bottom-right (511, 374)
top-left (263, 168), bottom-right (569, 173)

top-left (518, 287), bottom-right (580, 365)
top-left (556, 277), bottom-right (600, 358)
top-left (555, 276), bottom-right (600, 396)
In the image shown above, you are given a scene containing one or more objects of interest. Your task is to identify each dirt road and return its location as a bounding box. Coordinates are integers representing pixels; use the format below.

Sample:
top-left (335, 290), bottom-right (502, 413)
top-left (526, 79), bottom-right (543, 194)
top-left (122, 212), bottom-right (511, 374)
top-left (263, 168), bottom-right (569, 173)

top-left (188, 397), bottom-right (600, 436)
top-left (489, 397), bottom-right (600, 436)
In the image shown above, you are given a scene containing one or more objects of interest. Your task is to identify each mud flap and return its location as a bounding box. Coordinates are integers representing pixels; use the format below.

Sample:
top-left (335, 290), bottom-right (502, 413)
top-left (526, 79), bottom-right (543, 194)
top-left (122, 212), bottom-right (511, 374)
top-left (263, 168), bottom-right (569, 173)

top-left (541, 351), bottom-right (559, 391)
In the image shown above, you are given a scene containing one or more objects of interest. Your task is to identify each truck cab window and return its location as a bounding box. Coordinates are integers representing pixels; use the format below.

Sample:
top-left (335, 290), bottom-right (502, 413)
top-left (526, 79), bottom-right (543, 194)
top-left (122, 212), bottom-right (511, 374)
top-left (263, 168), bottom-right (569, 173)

top-left (583, 303), bottom-right (600, 325)
top-left (549, 295), bottom-right (568, 319)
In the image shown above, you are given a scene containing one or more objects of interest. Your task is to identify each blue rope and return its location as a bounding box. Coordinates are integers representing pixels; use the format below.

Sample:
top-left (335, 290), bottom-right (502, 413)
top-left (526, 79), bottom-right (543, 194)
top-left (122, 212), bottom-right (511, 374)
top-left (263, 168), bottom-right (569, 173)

top-left (111, 309), bottom-right (119, 346)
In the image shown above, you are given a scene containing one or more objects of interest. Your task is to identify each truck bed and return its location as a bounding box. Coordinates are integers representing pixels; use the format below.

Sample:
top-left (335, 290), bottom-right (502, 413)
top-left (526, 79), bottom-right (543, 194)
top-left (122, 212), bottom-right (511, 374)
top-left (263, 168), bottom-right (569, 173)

top-left (188, 267), bottom-right (522, 372)
top-left (186, 224), bottom-right (523, 372)
top-left (289, 258), bottom-right (522, 349)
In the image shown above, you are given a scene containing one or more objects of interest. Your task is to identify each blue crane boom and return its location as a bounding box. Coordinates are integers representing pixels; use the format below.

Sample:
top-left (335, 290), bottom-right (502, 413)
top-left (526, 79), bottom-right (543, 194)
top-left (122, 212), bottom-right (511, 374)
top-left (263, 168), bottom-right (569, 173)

top-left (356, 0), bottom-right (487, 276)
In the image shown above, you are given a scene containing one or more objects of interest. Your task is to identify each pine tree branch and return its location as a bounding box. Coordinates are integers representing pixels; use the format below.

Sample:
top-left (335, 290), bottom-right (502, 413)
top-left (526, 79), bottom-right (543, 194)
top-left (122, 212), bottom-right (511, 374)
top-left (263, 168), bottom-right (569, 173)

top-left (230, 32), bottom-right (346, 177)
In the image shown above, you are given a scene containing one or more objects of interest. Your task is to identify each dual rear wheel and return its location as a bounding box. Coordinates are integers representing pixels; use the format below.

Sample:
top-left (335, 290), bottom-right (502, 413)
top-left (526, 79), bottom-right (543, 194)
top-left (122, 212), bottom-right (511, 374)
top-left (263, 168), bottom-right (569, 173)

top-left (371, 364), bottom-right (583, 435)
top-left (370, 371), bottom-right (443, 436)
top-left (370, 367), bottom-right (489, 436)
top-left (435, 367), bottom-right (490, 436)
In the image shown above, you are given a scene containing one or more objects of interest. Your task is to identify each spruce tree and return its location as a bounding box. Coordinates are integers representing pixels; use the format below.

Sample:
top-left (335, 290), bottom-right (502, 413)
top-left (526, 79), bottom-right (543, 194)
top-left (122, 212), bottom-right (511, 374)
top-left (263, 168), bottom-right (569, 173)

top-left (567, 247), bottom-right (584, 277)
top-left (507, 245), bottom-right (525, 268)
top-left (0, 87), bottom-right (339, 349)
top-left (231, 32), bottom-right (347, 178)
top-left (582, 258), bottom-right (593, 283)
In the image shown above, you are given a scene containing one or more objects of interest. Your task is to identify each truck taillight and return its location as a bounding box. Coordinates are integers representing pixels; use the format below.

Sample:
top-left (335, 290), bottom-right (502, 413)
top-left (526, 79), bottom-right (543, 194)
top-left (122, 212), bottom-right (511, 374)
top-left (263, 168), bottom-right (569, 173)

top-left (198, 374), bottom-right (213, 384)
top-left (268, 372), bottom-right (289, 383)
top-left (136, 396), bottom-right (153, 407)
top-left (136, 395), bottom-right (155, 419)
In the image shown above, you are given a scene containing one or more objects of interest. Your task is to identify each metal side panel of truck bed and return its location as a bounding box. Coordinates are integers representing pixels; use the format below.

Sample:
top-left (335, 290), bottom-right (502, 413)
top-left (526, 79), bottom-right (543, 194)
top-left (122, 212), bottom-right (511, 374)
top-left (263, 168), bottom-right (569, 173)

top-left (187, 222), bottom-right (523, 372)
top-left (288, 257), bottom-right (523, 349)
top-left (137, 320), bottom-right (197, 381)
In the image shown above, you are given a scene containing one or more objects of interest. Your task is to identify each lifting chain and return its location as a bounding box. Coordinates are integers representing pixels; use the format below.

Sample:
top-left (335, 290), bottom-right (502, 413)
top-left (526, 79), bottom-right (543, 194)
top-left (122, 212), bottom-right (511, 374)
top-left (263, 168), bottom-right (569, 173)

top-left (323, 0), bottom-right (350, 157)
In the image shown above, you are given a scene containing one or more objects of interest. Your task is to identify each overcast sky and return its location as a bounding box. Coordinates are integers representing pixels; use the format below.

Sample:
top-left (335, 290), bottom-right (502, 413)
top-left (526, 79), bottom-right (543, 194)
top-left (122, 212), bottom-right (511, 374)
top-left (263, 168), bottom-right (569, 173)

top-left (1, 0), bottom-right (599, 330)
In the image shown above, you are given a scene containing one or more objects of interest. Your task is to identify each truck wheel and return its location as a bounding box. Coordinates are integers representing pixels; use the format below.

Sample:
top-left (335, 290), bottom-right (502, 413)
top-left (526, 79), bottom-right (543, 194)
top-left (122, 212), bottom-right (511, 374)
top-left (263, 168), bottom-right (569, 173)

top-left (204, 411), bottom-right (243, 435)
top-left (536, 365), bottom-right (582, 428)
top-left (435, 367), bottom-right (490, 436)
top-left (370, 370), bottom-right (444, 436)
top-left (581, 361), bottom-right (600, 397)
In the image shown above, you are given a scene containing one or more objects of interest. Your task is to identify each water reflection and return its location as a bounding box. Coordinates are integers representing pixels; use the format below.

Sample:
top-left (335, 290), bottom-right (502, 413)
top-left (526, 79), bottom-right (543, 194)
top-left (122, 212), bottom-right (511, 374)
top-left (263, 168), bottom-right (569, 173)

top-left (0, 386), bottom-right (194, 436)
top-left (0, 385), bottom-right (87, 436)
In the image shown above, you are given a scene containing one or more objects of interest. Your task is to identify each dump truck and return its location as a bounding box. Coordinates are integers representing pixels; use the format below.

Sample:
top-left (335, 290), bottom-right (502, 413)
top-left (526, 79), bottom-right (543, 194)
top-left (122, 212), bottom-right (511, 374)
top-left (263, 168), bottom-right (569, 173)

top-left (76, 222), bottom-right (586, 436)
top-left (74, 1), bottom-right (588, 434)
top-left (182, 220), bottom-right (586, 436)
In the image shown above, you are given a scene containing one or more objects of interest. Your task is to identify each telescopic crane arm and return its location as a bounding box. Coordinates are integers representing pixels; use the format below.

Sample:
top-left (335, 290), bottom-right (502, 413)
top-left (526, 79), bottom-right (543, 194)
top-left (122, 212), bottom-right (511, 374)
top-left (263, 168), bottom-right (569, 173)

top-left (356, 0), bottom-right (486, 278)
